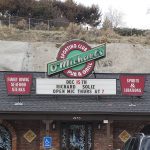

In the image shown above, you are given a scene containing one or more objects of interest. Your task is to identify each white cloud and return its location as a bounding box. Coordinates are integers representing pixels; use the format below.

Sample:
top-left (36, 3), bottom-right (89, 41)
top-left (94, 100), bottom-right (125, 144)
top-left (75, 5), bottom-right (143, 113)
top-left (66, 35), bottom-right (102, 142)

top-left (147, 9), bottom-right (150, 14)
top-left (61, 0), bottom-right (150, 29)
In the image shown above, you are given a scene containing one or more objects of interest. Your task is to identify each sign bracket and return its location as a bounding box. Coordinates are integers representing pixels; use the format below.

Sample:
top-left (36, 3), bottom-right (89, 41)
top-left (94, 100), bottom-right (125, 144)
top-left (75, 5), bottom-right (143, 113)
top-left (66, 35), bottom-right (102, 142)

top-left (14, 95), bottom-right (23, 106)
top-left (92, 71), bottom-right (97, 79)
top-left (129, 96), bottom-right (136, 107)
top-left (91, 71), bottom-right (100, 100)
top-left (58, 72), bottom-right (61, 78)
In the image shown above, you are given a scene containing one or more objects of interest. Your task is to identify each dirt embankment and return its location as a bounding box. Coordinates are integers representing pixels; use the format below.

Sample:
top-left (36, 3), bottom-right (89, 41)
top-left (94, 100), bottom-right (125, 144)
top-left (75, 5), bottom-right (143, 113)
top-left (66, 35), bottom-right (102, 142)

top-left (0, 40), bottom-right (150, 73)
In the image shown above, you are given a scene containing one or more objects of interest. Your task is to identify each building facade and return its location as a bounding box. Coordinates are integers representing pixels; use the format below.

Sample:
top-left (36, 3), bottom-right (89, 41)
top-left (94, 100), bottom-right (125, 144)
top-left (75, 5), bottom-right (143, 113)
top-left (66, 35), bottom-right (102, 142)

top-left (0, 71), bottom-right (150, 150)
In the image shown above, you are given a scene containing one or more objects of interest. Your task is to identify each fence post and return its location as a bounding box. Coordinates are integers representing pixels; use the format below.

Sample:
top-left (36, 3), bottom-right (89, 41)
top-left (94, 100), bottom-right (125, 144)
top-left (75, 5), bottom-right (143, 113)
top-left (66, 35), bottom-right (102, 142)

top-left (131, 28), bottom-right (132, 36)
top-left (29, 18), bottom-right (31, 30)
top-left (48, 20), bottom-right (50, 30)
top-left (9, 16), bottom-right (11, 28)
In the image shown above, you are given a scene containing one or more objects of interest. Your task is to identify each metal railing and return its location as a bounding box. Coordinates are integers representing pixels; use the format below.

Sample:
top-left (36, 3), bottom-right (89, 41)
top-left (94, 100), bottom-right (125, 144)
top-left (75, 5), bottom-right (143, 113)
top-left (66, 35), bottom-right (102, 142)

top-left (0, 16), bottom-right (70, 30)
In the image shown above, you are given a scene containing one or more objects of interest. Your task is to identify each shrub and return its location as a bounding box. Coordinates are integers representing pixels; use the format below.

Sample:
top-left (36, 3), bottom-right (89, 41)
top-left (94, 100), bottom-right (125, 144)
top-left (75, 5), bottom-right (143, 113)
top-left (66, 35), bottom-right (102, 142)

top-left (66, 23), bottom-right (82, 38)
top-left (17, 19), bottom-right (28, 30)
top-left (144, 30), bottom-right (150, 44)
top-left (100, 28), bottom-right (120, 39)
top-left (114, 28), bottom-right (145, 36)
top-left (35, 22), bottom-right (48, 30)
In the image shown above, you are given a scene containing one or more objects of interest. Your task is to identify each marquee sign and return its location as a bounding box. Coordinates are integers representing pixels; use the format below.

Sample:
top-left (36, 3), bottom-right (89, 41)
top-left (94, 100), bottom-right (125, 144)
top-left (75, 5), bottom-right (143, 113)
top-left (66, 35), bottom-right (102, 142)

top-left (120, 75), bottom-right (145, 96)
top-left (5, 74), bottom-right (32, 95)
top-left (36, 78), bottom-right (116, 95)
top-left (47, 40), bottom-right (106, 77)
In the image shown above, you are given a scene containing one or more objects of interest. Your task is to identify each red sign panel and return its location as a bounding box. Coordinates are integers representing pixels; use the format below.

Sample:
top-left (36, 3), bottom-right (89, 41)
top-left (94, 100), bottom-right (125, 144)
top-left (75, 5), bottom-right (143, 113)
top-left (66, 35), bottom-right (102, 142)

top-left (5, 74), bottom-right (32, 95)
top-left (120, 75), bottom-right (145, 96)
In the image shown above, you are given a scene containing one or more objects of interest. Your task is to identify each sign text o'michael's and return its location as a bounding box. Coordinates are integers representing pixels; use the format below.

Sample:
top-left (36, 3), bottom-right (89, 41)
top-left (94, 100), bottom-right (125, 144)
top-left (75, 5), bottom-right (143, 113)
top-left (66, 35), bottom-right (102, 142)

top-left (47, 40), bottom-right (106, 78)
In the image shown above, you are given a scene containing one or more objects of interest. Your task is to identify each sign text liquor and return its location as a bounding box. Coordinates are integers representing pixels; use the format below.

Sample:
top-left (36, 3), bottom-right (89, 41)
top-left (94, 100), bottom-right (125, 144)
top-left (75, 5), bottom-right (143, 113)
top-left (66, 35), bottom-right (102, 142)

top-left (120, 75), bottom-right (145, 96)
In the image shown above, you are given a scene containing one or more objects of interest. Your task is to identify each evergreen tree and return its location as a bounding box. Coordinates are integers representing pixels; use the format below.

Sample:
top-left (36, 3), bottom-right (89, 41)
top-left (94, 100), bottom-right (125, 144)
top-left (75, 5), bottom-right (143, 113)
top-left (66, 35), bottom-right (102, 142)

top-left (0, 0), bottom-right (102, 27)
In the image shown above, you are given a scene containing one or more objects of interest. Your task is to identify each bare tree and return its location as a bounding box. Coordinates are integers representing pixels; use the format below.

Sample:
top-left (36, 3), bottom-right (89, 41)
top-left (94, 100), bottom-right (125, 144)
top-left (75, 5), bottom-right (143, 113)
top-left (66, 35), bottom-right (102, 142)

top-left (102, 16), bottom-right (113, 30)
top-left (104, 7), bottom-right (124, 28)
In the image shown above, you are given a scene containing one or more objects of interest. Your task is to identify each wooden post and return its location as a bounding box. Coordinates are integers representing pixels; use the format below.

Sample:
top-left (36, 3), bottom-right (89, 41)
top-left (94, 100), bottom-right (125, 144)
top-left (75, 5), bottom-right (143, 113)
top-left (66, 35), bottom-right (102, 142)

top-left (43, 120), bottom-right (53, 135)
top-left (29, 18), bottom-right (31, 30)
top-left (42, 120), bottom-right (53, 150)
top-left (9, 16), bottom-right (11, 28)
top-left (45, 120), bottom-right (50, 136)
top-left (107, 122), bottom-right (110, 137)
top-left (48, 20), bottom-right (50, 31)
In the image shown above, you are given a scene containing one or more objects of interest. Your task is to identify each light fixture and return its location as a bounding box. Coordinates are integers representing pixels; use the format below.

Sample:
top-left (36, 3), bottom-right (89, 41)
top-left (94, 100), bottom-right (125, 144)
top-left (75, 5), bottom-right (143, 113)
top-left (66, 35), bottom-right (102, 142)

top-left (51, 121), bottom-right (56, 130)
top-left (14, 102), bottom-right (23, 105)
top-left (97, 123), bottom-right (101, 129)
top-left (129, 103), bottom-right (136, 107)
top-left (103, 120), bottom-right (108, 124)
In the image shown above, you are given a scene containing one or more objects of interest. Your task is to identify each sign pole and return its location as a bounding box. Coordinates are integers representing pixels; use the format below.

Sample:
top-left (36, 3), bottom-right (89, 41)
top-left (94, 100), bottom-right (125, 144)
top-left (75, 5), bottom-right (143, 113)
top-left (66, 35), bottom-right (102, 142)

top-left (43, 121), bottom-right (52, 149)
top-left (19, 95), bottom-right (21, 103)
top-left (129, 96), bottom-right (136, 107)
top-left (14, 95), bottom-right (23, 106)
top-left (45, 120), bottom-right (49, 136)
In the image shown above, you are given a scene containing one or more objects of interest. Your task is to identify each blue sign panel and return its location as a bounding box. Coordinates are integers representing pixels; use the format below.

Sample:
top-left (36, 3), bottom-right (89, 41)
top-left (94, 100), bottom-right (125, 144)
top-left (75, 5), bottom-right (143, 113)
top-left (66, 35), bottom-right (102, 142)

top-left (43, 136), bottom-right (52, 149)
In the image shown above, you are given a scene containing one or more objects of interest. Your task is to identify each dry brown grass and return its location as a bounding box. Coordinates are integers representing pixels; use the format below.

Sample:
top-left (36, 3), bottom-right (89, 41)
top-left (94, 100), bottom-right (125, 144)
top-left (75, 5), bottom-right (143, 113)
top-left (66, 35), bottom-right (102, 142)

top-left (120, 35), bottom-right (150, 45)
top-left (35, 22), bottom-right (48, 30)
top-left (0, 24), bottom-right (149, 45)
top-left (65, 23), bottom-right (123, 44)
top-left (0, 25), bottom-right (66, 42)
top-left (144, 31), bottom-right (150, 45)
